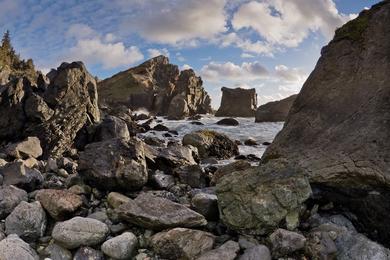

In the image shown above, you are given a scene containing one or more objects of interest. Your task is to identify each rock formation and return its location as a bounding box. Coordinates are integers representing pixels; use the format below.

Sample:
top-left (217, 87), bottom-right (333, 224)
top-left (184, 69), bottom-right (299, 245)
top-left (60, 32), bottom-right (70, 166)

top-left (255, 94), bottom-right (297, 122)
top-left (262, 1), bottom-right (390, 244)
top-left (98, 55), bottom-right (212, 119)
top-left (215, 87), bottom-right (257, 117)
top-left (0, 61), bottom-right (100, 158)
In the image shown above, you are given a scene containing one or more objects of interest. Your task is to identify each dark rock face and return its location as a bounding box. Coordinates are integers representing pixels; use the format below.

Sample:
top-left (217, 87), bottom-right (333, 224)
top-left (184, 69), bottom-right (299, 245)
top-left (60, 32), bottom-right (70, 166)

top-left (215, 87), bottom-right (257, 117)
top-left (262, 2), bottom-right (390, 244)
top-left (0, 62), bottom-right (100, 158)
top-left (78, 138), bottom-right (148, 191)
top-left (98, 56), bottom-right (212, 118)
top-left (255, 94), bottom-right (297, 122)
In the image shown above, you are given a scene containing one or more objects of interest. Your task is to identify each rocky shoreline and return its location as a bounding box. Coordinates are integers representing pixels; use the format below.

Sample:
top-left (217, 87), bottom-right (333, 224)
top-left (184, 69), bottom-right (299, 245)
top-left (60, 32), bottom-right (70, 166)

top-left (1, 1), bottom-right (390, 259)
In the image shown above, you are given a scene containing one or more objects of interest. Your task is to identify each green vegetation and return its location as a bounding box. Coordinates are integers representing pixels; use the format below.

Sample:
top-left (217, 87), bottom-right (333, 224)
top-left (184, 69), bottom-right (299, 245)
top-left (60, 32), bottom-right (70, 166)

top-left (0, 30), bottom-right (36, 80)
top-left (334, 10), bottom-right (370, 42)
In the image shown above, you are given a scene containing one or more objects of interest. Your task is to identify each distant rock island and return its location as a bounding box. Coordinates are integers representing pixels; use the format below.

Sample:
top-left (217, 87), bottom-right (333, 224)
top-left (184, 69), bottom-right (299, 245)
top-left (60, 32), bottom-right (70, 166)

top-left (255, 94), bottom-right (297, 122)
top-left (215, 87), bottom-right (257, 117)
top-left (98, 55), bottom-right (212, 119)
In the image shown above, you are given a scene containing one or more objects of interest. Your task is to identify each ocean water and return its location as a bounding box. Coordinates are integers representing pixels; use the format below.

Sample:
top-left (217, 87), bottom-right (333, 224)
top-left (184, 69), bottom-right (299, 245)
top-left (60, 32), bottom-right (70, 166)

top-left (139, 115), bottom-right (284, 163)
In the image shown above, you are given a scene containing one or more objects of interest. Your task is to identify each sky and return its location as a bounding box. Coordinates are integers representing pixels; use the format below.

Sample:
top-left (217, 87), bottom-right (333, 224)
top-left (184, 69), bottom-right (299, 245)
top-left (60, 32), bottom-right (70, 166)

top-left (0, 0), bottom-right (382, 108)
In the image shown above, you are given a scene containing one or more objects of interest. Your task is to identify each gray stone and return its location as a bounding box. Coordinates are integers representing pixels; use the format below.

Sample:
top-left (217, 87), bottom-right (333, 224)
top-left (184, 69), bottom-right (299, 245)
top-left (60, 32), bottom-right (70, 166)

top-left (5, 136), bottom-right (43, 159)
top-left (117, 193), bottom-right (207, 230)
top-left (107, 192), bottom-right (131, 209)
top-left (0, 185), bottom-right (28, 219)
top-left (216, 161), bottom-right (311, 234)
top-left (269, 229), bottom-right (306, 257)
top-left (182, 130), bottom-right (238, 159)
top-left (94, 115), bottom-right (130, 141)
top-left (41, 243), bottom-right (72, 260)
top-left (52, 217), bottom-right (109, 249)
top-left (150, 228), bottom-right (215, 260)
top-left (239, 245), bottom-right (271, 260)
top-left (79, 138), bottom-right (148, 191)
top-left (1, 161), bottom-right (43, 191)
top-left (151, 171), bottom-right (175, 189)
top-left (73, 246), bottom-right (105, 260)
top-left (5, 201), bottom-right (46, 242)
top-left (101, 232), bottom-right (138, 259)
top-left (0, 234), bottom-right (39, 260)
top-left (211, 160), bottom-right (251, 185)
top-left (174, 164), bottom-right (207, 188)
top-left (191, 192), bottom-right (219, 221)
top-left (197, 240), bottom-right (240, 260)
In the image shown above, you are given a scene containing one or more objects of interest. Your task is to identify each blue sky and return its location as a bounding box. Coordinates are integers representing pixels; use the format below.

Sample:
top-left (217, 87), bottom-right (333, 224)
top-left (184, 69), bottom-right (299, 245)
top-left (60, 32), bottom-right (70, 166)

top-left (0, 0), bottom-right (381, 108)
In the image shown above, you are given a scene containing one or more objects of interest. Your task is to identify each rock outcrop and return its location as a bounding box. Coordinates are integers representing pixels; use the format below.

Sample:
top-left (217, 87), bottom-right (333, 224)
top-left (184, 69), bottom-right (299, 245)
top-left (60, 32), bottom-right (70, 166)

top-left (262, 1), bottom-right (390, 244)
top-left (255, 94), bottom-right (297, 122)
top-left (0, 61), bottom-right (100, 158)
top-left (98, 56), bottom-right (212, 118)
top-left (215, 87), bottom-right (257, 117)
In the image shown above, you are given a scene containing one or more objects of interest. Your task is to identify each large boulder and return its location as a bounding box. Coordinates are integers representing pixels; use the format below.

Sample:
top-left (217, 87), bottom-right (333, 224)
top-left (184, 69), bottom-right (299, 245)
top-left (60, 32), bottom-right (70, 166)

top-left (101, 232), bottom-right (138, 259)
top-left (0, 61), bottom-right (100, 158)
top-left (78, 138), bottom-right (148, 191)
top-left (0, 161), bottom-right (43, 191)
top-left (116, 193), bottom-right (207, 230)
top-left (98, 56), bottom-right (212, 117)
top-left (0, 234), bottom-right (39, 260)
top-left (182, 130), bottom-right (238, 159)
top-left (52, 217), bottom-right (109, 249)
top-left (4, 136), bottom-right (42, 159)
top-left (255, 94), bottom-right (297, 122)
top-left (150, 228), bottom-right (215, 260)
top-left (216, 161), bottom-right (311, 234)
top-left (215, 87), bottom-right (257, 117)
top-left (262, 1), bottom-right (390, 244)
top-left (0, 185), bottom-right (28, 219)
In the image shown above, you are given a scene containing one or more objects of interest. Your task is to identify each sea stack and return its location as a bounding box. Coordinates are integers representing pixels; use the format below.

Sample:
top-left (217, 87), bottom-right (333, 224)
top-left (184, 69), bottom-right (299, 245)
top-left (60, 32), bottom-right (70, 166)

top-left (215, 87), bottom-right (257, 117)
top-left (255, 94), bottom-right (297, 122)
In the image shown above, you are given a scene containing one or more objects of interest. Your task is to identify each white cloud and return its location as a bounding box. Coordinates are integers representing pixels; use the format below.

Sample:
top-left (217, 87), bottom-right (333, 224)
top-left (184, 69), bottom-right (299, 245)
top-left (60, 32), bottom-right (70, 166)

top-left (176, 52), bottom-right (186, 62)
top-left (275, 65), bottom-right (307, 83)
top-left (123, 0), bottom-right (227, 45)
top-left (147, 48), bottom-right (170, 58)
top-left (241, 53), bottom-right (255, 58)
top-left (65, 24), bottom-right (144, 69)
top-left (232, 0), bottom-right (353, 48)
top-left (181, 64), bottom-right (192, 70)
top-left (201, 61), bottom-right (269, 81)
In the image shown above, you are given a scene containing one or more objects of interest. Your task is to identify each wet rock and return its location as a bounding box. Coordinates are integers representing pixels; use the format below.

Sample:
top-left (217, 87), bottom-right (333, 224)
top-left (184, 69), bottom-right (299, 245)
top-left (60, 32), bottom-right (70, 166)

top-left (216, 118), bottom-right (239, 126)
top-left (269, 229), bottom-right (306, 257)
top-left (1, 161), bottom-right (43, 191)
top-left (4, 136), bottom-right (42, 159)
top-left (216, 160), bottom-right (311, 234)
top-left (79, 138), bottom-right (148, 191)
top-left (5, 201), bottom-right (46, 242)
top-left (255, 94), bottom-right (297, 122)
top-left (74, 247), bottom-right (105, 260)
top-left (41, 243), bottom-right (72, 260)
top-left (150, 228), bottom-right (215, 260)
top-left (151, 145), bottom-right (198, 172)
top-left (101, 232), bottom-right (138, 259)
top-left (0, 234), bottom-right (39, 260)
top-left (143, 136), bottom-right (165, 147)
top-left (153, 124), bottom-right (169, 131)
top-left (94, 115), bottom-right (130, 141)
top-left (191, 192), bottom-right (219, 221)
top-left (211, 160), bottom-right (251, 185)
top-left (182, 130), bottom-right (238, 159)
top-left (215, 87), bottom-right (257, 117)
top-left (174, 164), bottom-right (207, 188)
top-left (239, 245), bottom-right (271, 260)
top-left (35, 189), bottom-right (83, 220)
top-left (191, 121), bottom-right (204, 125)
top-left (117, 193), bottom-right (207, 230)
top-left (197, 240), bottom-right (240, 260)
top-left (0, 185), bottom-right (28, 219)
top-left (52, 217), bottom-right (109, 249)
top-left (244, 138), bottom-right (258, 146)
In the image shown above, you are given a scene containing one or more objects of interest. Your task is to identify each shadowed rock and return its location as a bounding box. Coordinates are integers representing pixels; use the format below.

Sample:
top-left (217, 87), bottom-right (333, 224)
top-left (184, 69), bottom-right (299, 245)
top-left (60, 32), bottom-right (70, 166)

top-left (255, 94), bottom-right (297, 122)
top-left (216, 87), bottom-right (257, 117)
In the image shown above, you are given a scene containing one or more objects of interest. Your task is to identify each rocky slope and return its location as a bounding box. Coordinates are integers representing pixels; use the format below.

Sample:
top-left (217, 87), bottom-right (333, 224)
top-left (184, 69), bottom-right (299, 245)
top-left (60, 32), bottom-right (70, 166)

top-left (255, 94), bottom-right (297, 122)
top-left (98, 56), bottom-right (212, 119)
top-left (215, 87), bottom-right (257, 117)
